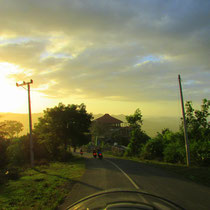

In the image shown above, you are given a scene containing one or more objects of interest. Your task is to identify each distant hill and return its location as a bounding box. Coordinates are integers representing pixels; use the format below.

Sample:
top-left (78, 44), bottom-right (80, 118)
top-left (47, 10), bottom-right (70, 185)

top-left (0, 112), bottom-right (180, 137)
top-left (0, 113), bottom-right (43, 136)
top-left (94, 114), bottom-right (180, 137)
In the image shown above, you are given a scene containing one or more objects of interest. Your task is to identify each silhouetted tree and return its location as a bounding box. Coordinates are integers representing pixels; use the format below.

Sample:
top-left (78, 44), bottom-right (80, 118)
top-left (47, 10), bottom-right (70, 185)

top-left (125, 108), bottom-right (149, 156)
top-left (0, 120), bottom-right (23, 139)
top-left (126, 108), bottom-right (143, 129)
top-left (182, 98), bottom-right (210, 141)
top-left (34, 103), bottom-right (92, 159)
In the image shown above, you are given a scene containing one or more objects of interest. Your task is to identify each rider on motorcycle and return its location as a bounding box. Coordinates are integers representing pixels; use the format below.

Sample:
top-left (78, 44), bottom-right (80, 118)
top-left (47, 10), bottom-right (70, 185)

top-left (93, 149), bottom-right (97, 158)
top-left (97, 148), bottom-right (103, 159)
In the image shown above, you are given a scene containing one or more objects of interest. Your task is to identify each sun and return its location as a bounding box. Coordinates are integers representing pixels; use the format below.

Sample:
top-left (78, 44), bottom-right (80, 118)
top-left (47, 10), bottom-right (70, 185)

top-left (0, 62), bottom-right (28, 113)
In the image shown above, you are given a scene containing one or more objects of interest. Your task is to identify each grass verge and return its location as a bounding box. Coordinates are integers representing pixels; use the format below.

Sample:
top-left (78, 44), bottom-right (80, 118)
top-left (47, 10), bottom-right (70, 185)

top-left (0, 157), bottom-right (85, 210)
top-left (105, 153), bottom-right (210, 188)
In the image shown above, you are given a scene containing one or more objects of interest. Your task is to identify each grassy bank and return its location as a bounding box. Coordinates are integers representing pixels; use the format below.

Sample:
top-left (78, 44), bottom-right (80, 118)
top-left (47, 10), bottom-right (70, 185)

top-left (0, 157), bottom-right (85, 210)
top-left (105, 153), bottom-right (210, 188)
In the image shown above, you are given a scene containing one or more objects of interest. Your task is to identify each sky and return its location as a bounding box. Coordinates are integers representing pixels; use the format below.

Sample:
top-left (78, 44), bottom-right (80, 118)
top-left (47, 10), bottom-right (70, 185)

top-left (0, 0), bottom-right (209, 117)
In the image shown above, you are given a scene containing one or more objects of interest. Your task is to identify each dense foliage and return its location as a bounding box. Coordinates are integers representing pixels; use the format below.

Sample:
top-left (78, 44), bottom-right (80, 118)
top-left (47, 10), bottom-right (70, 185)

top-left (34, 103), bottom-right (92, 160)
top-left (125, 99), bottom-right (210, 166)
top-left (125, 109), bottom-right (150, 156)
top-left (0, 99), bottom-right (209, 171)
top-left (0, 136), bottom-right (9, 168)
top-left (0, 103), bottom-right (92, 172)
top-left (0, 120), bottom-right (23, 139)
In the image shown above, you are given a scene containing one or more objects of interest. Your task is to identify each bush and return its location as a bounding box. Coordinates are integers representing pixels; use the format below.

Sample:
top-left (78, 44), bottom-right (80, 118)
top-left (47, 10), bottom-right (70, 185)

top-left (0, 137), bottom-right (9, 168)
top-left (163, 142), bottom-right (185, 163)
top-left (5, 167), bottom-right (20, 180)
top-left (141, 138), bottom-right (164, 160)
top-left (0, 170), bottom-right (7, 184)
top-left (82, 142), bottom-right (95, 152)
top-left (102, 143), bottom-right (112, 152)
top-left (125, 129), bottom-right (150, 157)
top-left (34, 140), bottom-right (51, 161)
top-left (190, 139), bottom-right (210, 166)
top-left (57, 151), bottom-right (73, 162)
top-left (6, 140), bottom-right (26, 166)
top-left (0, 167), bottom-right (21, 184)
top-left (112, 146), bottom-right (125, 157)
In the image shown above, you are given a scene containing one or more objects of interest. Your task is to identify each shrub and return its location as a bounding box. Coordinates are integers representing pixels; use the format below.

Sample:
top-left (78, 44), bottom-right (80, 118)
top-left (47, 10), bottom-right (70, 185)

top-left (5, 167), bottom-right (20, 180)
top-left (102, 143), bottom-right (112, 152)
top-left (0, 170), bottom-right (7, 184)
top-left (57, 151), bottom-right (73, 162)
top-left (141, 138), bottom-right (164, 160)
top-left (6, 140), bottom-right (26, 166)
top-left (0, 137), bottom-right (9, 168)
top-left (0, 167), bottom-right (21, 184)
top-left (125, 129), bottom-right (150, 157)
top-left (112, 146), bottom-right (125, 157)
top-left (190, 139), bottom-right (210, 166)
top-left (163, 142), bottom-right (185, 163)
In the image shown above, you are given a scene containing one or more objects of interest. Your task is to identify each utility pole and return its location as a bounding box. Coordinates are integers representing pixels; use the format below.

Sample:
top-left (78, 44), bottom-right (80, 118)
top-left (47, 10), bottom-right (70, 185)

top-left (16, 80), bottom-right (34, 167)
top-left (178, 75), bottom-right (190, 167)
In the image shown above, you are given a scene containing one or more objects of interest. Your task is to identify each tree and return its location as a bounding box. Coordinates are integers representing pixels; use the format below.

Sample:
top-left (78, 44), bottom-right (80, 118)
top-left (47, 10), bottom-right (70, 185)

top-left (178, 98), bottom-right (210, 165)
top-left (0, 123), bottom-right (8, 138)
top-left (125, 108), bottom-right (149, 156)
top-left (182, 99), bottom-right (210, 141)
top-left (194, 99), bottom-right (210, 129)
top-left (141, 137), bottom-right (164, 160)
top-left (0, 120), bottom-right (23, 139)
top-left (110, 129), bottom-right (130, 146)
top-left (34, 103), bottom-right (92, 159)
top-left (126, 108), bottom-right (143, 129)
top-left (184, 99), bottom-right (209, 130)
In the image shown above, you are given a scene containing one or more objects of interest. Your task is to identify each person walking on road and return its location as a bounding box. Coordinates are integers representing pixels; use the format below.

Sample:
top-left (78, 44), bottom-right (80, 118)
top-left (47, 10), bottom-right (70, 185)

top-left (80, 148), bottom-right (83, 155)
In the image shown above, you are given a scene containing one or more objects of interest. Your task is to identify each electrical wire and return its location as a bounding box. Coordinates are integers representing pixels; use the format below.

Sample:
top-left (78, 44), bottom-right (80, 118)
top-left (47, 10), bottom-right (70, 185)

top-left (21, 86), bottom-right (27, 91)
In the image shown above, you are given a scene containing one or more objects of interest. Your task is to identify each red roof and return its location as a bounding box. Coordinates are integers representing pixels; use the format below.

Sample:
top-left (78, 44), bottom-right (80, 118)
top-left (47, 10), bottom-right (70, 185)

top-left (94, 114), bottom-right (123, 124)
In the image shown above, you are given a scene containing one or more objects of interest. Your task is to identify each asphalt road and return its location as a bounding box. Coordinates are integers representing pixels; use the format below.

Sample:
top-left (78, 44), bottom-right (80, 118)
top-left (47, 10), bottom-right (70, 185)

top-left (59, 153), bottom-right (210, 210)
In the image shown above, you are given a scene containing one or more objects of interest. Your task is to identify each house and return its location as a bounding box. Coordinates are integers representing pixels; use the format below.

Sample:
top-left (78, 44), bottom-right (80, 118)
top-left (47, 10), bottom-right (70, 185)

top-left (94, 113), bottom-right (123, 127)
top-left (92, 114), bottom-right (129, 145)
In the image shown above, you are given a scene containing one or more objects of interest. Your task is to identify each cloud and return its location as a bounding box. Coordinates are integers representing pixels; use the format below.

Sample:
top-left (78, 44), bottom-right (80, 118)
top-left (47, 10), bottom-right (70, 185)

top-left (0, 0), bottom-right (209, 103)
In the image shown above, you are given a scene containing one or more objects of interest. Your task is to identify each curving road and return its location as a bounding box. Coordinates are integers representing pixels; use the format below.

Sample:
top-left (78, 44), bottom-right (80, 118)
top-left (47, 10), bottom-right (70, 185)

top-left (59, 153), bottom-right (210, 210)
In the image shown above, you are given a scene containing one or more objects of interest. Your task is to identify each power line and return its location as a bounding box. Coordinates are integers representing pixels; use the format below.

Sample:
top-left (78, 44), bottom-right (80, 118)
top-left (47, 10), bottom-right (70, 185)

top-left (20, 85), bottom-right (41, 93)
top-left (21, 86), bottom-right (27, 91)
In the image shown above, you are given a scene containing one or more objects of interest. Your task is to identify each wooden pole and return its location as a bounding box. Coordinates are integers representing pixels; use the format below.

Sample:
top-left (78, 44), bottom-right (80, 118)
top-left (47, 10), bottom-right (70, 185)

top-left (16, 80), bottom-right (34, 167)
top-left (178, 75), bottom-right (190, 166)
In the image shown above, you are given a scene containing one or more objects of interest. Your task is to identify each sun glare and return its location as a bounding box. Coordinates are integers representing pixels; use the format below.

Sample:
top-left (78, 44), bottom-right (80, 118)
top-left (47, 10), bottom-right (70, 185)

top-left (0, 62), bottom-right (28, 113)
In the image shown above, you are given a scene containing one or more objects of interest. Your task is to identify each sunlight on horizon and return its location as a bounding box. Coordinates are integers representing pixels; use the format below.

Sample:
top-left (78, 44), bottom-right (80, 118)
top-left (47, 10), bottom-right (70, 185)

top-left (0, 62), bottom-right (28, 112)
top-left (0, 62), bottom-right (184, 118)
top-left (0, 62), bottom-right (54, 113)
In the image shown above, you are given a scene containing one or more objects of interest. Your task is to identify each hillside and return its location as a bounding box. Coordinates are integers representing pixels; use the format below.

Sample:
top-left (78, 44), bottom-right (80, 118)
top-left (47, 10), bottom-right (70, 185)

top-left (0, 113), bottom-right (180, 137)
top-left (95, 114), bottom-right (180, 136)
top-left (0, 113), bottom-right (43, 135)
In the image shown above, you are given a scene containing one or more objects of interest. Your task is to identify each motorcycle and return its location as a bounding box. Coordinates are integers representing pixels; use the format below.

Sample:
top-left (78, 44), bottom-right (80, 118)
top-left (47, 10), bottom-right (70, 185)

top-left (98, 152), bottom-right (103, 160)
top-left (66, 189), bottom-right (185, 210)
top-left (93, 152), bottom-right (97, 158)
